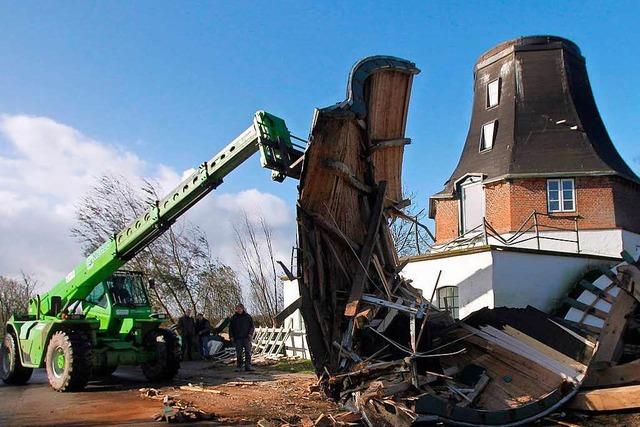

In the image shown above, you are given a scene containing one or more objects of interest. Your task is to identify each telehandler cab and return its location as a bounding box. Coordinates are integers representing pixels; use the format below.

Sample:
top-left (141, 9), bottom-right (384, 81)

top-left (0, 111), bottom-right (303, 391)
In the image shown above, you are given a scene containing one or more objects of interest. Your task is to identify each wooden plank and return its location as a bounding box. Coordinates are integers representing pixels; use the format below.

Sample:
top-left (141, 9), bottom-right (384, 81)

top-left (274, 297), bottom-right (302, 326)
top-left (344, 181), bottom-right (387, 317)
top-left (441, 345), bottom-right (549, 408)
top-left (591, 290), bottom-right (637, 364)
top-left (616, 263), bottom-right (640, 302)
top-left (583, 358), bottom-right (640, 388)
top-left (564, 297), bottom-right (608, 320)
top-left (473, 325), bottom-right (581, 380)
top-left (371, 254), bottom-right (392, 299)
top-left (376, 297), bottom-right (402, 333)
top-left (562, 319), bottom-right (602, 335)
top-left (273, 329), bottom-right (291, 356)
top-left (568, 384), bottom-right (640, 411)
top-left (462, 334), bottom-right (563, 390)
top-left (547, 319), bottom-right (596, 349)
top-left (502, 325), bottom-right (587, 374)
top-left (323, 160), bottom-right (373, 194)
top-left (579, 279), bottom-right (614, 304)
top-left (459, 373), bottom-right (490, 408)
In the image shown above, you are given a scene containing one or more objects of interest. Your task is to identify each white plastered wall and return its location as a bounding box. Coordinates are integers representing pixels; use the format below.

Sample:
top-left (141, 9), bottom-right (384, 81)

top-left (402, 250), bottom-right (494, 318)
top-left (403, 248), bottom-right (617, 318)
top-left (490, 250), bottom-right (615, 312)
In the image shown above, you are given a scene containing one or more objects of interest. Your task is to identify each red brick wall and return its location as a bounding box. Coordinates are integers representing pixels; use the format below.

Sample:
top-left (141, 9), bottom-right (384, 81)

top-left (432, 175), bottom-right (640, 241)
top-left (484, 181), bottom-right (511, 234)
top-left (433, 198), bottom-right (459, 242)
top-left (507, 177), bottom-right (616, 231)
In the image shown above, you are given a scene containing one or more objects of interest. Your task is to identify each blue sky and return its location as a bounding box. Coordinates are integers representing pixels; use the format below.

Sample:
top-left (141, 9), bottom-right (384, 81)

top-left (3, 1), bottom-right (639, 201)
top-left (1, 1), bottom-right (639, 284)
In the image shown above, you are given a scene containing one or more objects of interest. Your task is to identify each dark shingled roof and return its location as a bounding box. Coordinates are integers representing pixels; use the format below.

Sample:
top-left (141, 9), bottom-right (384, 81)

top-left (432, 35), bottom-right (639, 206)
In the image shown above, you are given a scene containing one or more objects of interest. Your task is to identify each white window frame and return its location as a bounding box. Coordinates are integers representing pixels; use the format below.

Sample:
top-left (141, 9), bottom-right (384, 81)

top-left (437, 286), bottom-right (459, 319)
top-left (547, 178), bottom-right (576, 213)
top-left (486, 78), bottom-right (500, 109)
top-left (479, 120), bottom-right (497, 152)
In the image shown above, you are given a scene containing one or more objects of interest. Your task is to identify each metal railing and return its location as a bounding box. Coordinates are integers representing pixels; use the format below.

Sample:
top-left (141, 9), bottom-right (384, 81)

top-left (485, 211), bottom-right (580, 252)
top-left (430, 210), bottom-right (581, 253)
top-left (429, 223), bottom-right (486, 253)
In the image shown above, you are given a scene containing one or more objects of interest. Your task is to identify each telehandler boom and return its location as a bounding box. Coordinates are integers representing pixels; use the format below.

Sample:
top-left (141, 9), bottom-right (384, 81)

top-left (0, 111), bottom-right (303, 391)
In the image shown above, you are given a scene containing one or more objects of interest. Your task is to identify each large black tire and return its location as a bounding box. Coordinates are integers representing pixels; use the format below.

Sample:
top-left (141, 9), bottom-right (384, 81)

top-left (1, 332), bottom-right (33, 385)
top-left (91, 364), bottom-right (118, 379)
top-left (141, 328), bottom-right (180, 382)
top-left (45, 330), bottom-right (92, 392)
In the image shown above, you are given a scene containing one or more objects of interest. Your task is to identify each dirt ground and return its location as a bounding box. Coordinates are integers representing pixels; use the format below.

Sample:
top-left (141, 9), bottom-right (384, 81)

top-left (0, 360), bottom-right (339, 426)
top-left (153, 360), bottom-right (340, 425)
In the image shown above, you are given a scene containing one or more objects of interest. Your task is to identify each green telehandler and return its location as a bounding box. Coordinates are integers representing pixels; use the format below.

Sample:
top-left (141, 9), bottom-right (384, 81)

top-left (0, 111), bottom-right (303, 391)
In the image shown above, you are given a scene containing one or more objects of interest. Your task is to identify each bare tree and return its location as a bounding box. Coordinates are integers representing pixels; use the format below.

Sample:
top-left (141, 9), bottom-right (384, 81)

top-left (234, 213), bottom-right (283, 325)
top-left (390, 191), bottom-right (435, 257)
top-left (196, 263), bottom-right (243, 322)
top-left (71, 173), bottom-right (243, 320)
top-left (0, 273), bottom-right (38, 332)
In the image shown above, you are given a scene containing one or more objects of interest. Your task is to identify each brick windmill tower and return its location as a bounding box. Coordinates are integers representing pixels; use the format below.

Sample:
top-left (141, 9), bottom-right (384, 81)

top-left (429, 35), bottom-right (640, 254)
top-left (405, 36), bottom-right (640, 318)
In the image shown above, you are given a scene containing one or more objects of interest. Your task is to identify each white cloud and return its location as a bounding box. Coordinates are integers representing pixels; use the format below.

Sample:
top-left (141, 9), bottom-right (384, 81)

top-left (0, 114), bottom-right (295, 289)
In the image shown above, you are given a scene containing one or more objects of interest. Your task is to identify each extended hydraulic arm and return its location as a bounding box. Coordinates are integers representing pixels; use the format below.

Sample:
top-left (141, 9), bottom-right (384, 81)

top-left (30, 111), bottom-right (303, 318)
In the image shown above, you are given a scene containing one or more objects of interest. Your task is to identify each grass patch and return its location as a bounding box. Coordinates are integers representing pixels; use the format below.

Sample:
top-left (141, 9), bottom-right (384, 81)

top-left (269, 358), bottom-right (315, 374)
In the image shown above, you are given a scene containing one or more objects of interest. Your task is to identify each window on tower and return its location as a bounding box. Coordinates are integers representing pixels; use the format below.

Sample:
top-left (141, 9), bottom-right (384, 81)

top-left (547, 178), bottom-right (575, 212)
top-left (487, 78), bottom-right (500, 108)
top-left (479, 120), bottom-right (497, 152)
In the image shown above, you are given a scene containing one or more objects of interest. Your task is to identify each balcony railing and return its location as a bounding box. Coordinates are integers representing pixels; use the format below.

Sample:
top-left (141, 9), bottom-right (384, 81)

top-left (429, 210), bottom-right (581, 254)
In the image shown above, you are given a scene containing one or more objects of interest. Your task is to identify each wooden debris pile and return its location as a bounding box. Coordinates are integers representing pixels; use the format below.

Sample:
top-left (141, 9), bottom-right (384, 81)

top-left (294, 55), bottom-right (640, 425)
top-left (561, 256), bottom-right (640, 413)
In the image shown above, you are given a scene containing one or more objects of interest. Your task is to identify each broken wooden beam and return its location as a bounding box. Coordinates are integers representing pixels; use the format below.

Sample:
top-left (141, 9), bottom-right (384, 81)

top-left (583, 358), bottom-right (640, 388)
top-left (344, 181), bottom-right (387, 317)
top-left (590, 290), bottom-right (637, 365)
top-left (568, 384), bottom-right (640, 411)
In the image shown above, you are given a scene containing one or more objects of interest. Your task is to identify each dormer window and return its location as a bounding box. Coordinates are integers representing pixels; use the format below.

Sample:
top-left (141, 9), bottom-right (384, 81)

top-left (479, 120), bottom-right (497, 152)
top-left (487, 78), bottom-right (500, 108)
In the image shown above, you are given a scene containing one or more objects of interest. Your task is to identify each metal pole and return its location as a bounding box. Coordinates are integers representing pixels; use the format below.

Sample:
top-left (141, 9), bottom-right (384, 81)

top-left (574, 217), bottom-right (580, 253)
top-left (483, 219), bottom-right (488, 246)
top-left (414, 218), bottom-right (420, 255)
top-left (416, 270), bottom-right (442, 348)
top-left (534, 211), bottom-right (540, 251)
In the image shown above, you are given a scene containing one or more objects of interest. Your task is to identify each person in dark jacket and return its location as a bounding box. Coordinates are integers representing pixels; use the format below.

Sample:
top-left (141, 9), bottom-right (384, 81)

top-left (177, 309), bottom-right (197, 360)
top-left (229, 304), bottom-right (255, 371)
top-left (195, 313), bottom-right (212, 357)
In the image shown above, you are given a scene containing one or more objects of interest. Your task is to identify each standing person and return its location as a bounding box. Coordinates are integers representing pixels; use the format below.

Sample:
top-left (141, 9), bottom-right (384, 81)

top-left (195, 313), bottom-right (212, 358)
top-left (229, 304), bottom-right (255, 372)
top-left (177, 309), bottom-right (196, 360)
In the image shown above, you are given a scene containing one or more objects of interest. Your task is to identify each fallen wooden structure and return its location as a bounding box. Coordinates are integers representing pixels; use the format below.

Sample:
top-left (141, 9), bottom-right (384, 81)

top-left (293, 55), bottom-right (640, 426)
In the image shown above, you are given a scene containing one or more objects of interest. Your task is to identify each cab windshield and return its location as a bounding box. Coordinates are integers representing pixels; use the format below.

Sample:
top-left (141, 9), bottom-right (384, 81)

top-left (105, 273), bottom-right (149, 307)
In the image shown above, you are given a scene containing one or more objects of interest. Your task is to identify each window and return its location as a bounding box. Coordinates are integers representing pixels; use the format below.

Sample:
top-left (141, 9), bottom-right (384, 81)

top-left (547, 178), bottom-right (575, 212)
top-left (105, 273), bottom-right (149, 307)
top-left (86, 282), bottom-right (108, 308)
top-left (437, 286), bottom-right (459, 319)
top-left (479, 120), bottom-right (497, 152)
top-left (487, 78), bottom-right (500, 108)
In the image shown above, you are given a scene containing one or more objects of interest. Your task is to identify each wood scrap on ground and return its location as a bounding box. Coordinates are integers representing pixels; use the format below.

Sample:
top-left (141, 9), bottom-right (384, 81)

top-left (139, 387), bottom-right (216, 423)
